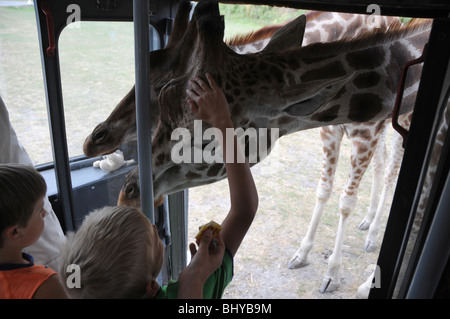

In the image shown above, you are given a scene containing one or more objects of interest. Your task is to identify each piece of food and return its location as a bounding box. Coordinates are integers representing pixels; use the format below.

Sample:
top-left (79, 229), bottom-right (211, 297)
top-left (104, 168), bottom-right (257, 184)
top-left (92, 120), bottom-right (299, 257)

top-left (195, 220), bottom-right (222, 242)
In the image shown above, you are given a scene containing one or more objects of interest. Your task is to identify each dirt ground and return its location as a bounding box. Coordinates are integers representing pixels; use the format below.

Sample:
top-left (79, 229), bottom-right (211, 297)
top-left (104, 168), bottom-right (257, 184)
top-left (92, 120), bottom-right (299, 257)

top-left (187, 128), bottom-right (393, 299)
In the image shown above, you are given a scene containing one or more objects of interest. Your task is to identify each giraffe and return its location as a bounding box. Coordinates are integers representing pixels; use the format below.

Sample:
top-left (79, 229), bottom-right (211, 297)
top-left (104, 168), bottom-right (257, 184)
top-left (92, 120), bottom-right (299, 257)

top-left (226, 11), bottom-right (408, 253)
top-left (232, 11), bottom-right (420, 294)
top-left (359, 112), bottom-right (412, 253)
top-left (229, 13), bottom-right (430, 296)
top-left (225, 11), bottom-right (410, 276)
top-left (83, 0), bottom-right (430, 232)
top-left (355, 105), bottom-right (449, 298)
top-left (274, 12), bottom-right (424, 293)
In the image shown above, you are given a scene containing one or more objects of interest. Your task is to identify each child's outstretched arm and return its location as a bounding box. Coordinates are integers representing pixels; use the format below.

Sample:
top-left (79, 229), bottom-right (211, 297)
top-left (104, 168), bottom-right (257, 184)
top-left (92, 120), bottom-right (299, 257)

top-left (187, 73), bottom-right (259, 257)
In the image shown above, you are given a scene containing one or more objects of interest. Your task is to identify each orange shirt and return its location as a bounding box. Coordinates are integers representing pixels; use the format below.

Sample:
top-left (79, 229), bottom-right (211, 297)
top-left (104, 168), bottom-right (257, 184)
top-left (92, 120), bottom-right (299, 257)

top-left (0, 253), bottom-right (56, 299)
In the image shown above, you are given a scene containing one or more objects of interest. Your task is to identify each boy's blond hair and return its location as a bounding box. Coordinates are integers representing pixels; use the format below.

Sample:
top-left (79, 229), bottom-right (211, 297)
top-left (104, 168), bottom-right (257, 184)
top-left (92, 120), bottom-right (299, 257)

top-left (0, 164), bottom-right (47, 248)
top-left (59, 206), bottom-right (158, 298)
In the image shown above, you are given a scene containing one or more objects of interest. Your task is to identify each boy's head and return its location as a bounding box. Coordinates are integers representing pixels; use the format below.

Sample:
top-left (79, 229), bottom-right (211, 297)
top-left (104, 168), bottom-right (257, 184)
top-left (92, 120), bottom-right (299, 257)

top-left (0, 164), bottom-right (47, 249)
top-left (59, 206), bottom-right (164, 298)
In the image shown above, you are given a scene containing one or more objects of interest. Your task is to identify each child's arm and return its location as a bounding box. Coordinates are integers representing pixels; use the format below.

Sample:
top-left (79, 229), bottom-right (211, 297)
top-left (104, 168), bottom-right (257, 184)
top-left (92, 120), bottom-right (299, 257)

top-left (187, 73), bottom-right (259, 257)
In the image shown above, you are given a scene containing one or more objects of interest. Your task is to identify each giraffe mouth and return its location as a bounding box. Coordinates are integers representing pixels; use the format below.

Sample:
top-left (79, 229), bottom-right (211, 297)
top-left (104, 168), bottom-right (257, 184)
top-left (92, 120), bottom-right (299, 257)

top-left (283, 98), bottom-right (314, 116)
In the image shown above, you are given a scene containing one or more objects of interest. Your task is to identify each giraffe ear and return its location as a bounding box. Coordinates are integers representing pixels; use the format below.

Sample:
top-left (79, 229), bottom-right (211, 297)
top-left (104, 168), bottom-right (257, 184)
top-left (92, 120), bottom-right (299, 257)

top-left (166, 0), bottom-right (192, 48)
top-left (262, 14), bottom-right (306, 53)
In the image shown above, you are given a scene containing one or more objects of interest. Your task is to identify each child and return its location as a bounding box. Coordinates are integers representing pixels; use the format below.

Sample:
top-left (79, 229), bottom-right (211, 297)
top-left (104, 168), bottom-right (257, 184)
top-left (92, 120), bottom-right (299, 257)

top-left (0, 96), bottom-right (66, 271)
top-left (58, 73), bottom-right (259, 298)
top-left (0, 164), bottom-right (68, 298)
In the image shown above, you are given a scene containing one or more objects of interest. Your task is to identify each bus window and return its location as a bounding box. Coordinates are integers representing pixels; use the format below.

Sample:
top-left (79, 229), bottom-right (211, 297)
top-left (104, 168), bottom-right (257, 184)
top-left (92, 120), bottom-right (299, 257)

top-left (0, 4), bottom-right (52, 165)
top-left (58, 21), bottom-right (135, 160)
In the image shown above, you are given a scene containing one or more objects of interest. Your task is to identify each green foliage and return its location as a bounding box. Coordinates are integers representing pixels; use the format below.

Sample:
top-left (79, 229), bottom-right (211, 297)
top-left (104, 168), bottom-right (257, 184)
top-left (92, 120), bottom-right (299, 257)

top-left (220, 3), bottom-right (304, 24)
top-left (219, 3), bottom-right (305, 37)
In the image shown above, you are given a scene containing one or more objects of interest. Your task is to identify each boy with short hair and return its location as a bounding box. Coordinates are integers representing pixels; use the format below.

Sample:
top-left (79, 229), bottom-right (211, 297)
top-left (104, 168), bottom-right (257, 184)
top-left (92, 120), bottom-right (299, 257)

top-left (0, 164), bottom-right (68, 298)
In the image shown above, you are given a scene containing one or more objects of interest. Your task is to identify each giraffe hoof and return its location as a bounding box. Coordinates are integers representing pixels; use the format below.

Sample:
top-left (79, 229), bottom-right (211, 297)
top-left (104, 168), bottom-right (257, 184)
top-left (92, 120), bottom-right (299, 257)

top-left (364, 240), bottom-right (377, 253)
top-left (319, 277), bottom-right (339, 293)
top-left (287, 255), bottom-right (309, 269)
top-left (357, 220), bottom-right (371, 231)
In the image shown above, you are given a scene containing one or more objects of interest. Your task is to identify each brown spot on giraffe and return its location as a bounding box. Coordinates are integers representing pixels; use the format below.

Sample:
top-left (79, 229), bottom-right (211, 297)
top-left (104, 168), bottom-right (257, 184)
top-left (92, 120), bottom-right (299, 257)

top-left (348, 93), bottom-right (383, 122)
top-left (345, 47), bottom-right (386, 69)
top-left (301, 61), bottom-right (347, 82)
top-left (311, 104), bottom-right (340, 122)
top-left (350, 128), bottom-right (371, 140)
top-left (352, 72), bottom-right (381, 89)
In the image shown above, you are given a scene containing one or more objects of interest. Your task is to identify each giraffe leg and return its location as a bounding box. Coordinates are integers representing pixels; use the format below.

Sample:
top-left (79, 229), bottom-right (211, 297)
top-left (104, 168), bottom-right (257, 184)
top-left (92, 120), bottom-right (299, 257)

top-left (320, 205), bottom-right (352, 293)
top-left (355, 270), bottom-right (375, 298)
top-left (288, 197), bottom-right (329, 269)
top-left (358, 126), bottom-right (387, 230)
top-left (288, 126), bottom-right (343, 269)
top-left (320, 133), bottom-right (373, 293)
top-left (364, 129), bottom-right (405, 252)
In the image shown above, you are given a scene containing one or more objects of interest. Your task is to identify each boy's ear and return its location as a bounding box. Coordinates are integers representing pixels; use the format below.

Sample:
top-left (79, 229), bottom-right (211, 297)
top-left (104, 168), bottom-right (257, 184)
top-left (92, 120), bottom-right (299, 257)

top-left (4, 225), bottom-right (20, 242)
top-left (146, 279), bottom-right (160, 298)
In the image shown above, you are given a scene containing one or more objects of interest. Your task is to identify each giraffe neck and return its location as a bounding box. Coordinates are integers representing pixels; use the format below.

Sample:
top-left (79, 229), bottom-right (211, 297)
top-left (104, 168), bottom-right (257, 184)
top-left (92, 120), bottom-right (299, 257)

top-left (222, 19), bottom-right (430, 139)
top-left (229, 11), bottom-right (398, 54)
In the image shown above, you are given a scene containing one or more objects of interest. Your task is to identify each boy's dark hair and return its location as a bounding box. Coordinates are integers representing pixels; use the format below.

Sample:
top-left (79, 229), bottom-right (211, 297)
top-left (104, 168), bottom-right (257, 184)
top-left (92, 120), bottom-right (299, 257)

top-left (0, 164), bottom-right (47, 247)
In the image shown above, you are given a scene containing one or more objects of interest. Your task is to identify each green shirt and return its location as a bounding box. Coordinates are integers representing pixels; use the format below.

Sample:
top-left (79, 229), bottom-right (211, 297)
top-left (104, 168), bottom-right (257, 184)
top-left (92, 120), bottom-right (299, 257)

top-left (156, 249), bottom-right (233, 299)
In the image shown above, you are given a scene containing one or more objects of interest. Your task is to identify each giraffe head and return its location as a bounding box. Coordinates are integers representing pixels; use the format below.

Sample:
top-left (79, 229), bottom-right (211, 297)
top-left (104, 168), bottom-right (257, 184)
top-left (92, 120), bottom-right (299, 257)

top-left (83, 0), bottom-right (310, 158)
top-left (83, 0), bottom-right (193, 158)
top-left (83, 87), bottom-right (139, 157)
top-left (83, 0), bottom-right (310, 206)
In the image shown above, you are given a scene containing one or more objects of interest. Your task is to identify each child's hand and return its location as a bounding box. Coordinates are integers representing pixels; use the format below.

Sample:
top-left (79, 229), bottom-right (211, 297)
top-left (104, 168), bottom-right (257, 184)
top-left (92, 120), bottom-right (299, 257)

top-left (188, 229), bottom-right (225, 279)
top-left (186, 73), bottom-right (232, 129)
top-left (177, 229), bottom-right (225, 298)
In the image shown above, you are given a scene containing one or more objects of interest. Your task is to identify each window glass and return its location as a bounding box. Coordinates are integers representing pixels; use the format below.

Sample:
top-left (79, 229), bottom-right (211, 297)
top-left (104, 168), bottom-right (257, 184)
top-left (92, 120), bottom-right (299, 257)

top-left (59, 21), bottom-right (135, 160)
top-left (0, 4), bottom-right (52, 165)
